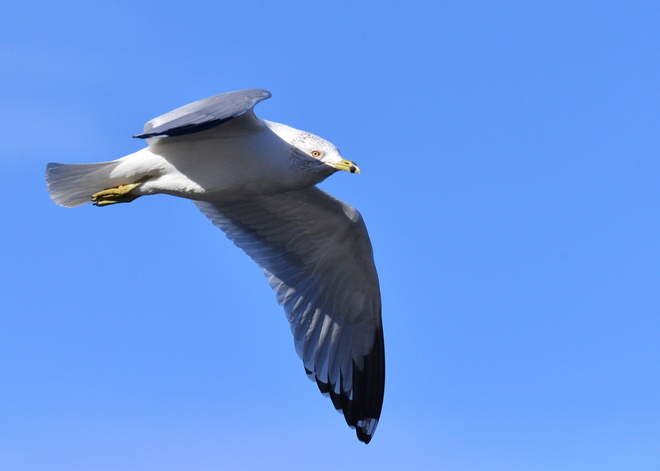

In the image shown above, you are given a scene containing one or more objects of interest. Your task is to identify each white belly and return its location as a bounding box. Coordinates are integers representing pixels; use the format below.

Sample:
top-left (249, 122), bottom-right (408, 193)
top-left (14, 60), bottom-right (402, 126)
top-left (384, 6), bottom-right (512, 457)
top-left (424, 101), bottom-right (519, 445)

top-left (111, 125), bottom-right (308, 201)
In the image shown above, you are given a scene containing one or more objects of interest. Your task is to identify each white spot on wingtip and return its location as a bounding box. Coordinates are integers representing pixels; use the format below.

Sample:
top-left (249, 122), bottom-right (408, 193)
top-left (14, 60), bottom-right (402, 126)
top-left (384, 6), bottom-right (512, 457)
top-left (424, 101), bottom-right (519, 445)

top-left (357, 418), bottom-right (378, 436)
top-left (342, 205), bottom-right (360, 222)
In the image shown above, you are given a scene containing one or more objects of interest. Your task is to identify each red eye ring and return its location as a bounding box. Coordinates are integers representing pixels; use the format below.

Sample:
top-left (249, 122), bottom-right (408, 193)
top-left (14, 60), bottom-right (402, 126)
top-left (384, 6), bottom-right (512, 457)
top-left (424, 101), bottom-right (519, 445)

top-left (311, 150), bottom-right (322, 157)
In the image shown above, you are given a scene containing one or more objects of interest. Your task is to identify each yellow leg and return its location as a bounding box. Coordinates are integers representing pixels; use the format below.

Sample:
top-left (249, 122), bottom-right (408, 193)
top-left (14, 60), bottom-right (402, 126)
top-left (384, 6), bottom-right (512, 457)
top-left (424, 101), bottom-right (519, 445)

top-left (92, 175), bottom-right (151, 206)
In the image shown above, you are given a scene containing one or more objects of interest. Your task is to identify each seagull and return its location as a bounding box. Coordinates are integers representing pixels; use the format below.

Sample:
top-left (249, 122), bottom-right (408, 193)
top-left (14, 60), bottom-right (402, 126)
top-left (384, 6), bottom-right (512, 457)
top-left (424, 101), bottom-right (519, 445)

top-left (45, 89), bottom-right (384, 443)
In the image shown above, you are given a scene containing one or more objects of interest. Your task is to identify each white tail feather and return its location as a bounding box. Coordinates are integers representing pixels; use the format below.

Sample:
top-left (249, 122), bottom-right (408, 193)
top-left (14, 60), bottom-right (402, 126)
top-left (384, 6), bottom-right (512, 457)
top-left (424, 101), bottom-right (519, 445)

top-left (45, 161), bottom-right (121, 207)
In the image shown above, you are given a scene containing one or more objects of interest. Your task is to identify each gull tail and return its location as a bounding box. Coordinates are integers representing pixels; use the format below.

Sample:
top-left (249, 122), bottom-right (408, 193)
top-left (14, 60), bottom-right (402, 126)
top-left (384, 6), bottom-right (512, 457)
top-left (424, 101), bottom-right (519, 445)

top-left (45, 161), bottom-right (121, 208)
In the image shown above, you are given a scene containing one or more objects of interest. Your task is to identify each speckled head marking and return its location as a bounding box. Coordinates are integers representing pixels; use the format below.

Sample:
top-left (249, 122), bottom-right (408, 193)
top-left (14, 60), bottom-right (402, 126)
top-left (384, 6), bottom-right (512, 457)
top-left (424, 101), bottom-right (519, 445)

top-left (263, 120), bottom-right (360, 181)
top-left (289, 130), bottom-right (340, 161)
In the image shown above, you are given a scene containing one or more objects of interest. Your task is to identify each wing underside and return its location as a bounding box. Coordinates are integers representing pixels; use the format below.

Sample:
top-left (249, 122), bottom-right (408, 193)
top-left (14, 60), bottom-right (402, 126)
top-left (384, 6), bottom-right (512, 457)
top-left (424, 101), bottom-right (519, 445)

top-left (195, 187), bottom-right (384, 443)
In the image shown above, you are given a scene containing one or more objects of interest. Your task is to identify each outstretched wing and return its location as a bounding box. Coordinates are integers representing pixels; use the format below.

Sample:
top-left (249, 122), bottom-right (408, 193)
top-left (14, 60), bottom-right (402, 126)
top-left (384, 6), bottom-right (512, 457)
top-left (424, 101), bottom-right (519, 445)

top-left (195, 187), bottom-right (384, 443)
top-left (134, 89), bottom-right (271, 139)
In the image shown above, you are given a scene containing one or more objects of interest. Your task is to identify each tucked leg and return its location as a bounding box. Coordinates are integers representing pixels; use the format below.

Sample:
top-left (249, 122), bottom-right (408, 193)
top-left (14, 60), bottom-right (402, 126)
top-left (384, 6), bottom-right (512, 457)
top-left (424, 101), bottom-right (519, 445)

top-left (92, 175), bottom-right (151, 206)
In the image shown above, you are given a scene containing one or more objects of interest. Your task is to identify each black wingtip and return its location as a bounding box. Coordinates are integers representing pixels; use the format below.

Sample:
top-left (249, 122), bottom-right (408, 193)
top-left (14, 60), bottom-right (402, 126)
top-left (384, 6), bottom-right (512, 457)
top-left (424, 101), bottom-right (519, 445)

top-left (307, 327), bottom-right (385, 444)
top-left (356, 423), bottom-right (376, 444)
top-left (133, 118), bottom-right (229, 139)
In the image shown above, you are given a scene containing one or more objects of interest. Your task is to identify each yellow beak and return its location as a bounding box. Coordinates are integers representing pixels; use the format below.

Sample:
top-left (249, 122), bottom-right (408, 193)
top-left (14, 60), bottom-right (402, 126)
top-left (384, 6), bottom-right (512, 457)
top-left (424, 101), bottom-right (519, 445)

top-left (328, 158), bottom-right (361, 174)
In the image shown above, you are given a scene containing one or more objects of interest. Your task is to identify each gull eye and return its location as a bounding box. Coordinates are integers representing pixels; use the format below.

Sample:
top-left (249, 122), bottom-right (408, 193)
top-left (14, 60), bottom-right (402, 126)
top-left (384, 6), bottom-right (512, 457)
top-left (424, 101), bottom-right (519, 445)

top-left (311, 150), bottom-right (322, 158)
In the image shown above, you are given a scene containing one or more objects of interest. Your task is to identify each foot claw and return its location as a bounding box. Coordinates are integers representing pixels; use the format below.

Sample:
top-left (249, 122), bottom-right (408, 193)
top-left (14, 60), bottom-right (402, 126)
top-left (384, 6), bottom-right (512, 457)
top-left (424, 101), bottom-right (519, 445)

top-left (92, 175), bottom-right (151, 206)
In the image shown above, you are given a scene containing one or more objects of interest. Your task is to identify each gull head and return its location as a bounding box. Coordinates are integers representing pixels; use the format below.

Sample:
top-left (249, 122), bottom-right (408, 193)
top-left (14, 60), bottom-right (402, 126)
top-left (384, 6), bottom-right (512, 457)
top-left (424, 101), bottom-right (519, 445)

top-left (264, 120), bottom-right (360, 177)
top-left (299, 135), bottom-right (361, 175)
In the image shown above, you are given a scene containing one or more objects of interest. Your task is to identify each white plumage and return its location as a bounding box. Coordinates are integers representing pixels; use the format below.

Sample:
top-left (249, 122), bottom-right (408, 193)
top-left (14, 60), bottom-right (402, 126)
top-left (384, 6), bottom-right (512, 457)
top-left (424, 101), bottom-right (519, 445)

top-left (45, 89), bottom-right (384, 443)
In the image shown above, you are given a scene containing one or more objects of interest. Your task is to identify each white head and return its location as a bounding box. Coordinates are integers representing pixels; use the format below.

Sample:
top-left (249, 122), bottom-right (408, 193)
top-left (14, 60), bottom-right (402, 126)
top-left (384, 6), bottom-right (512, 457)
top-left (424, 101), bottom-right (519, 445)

top-left (264, 120), bottom-right (360, 177)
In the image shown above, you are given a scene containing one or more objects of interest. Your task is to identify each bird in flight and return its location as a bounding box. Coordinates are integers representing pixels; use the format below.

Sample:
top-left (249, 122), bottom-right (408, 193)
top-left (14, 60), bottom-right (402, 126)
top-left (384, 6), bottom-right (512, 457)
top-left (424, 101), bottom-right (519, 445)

top-left (45, 89), bottom-right (384, 443)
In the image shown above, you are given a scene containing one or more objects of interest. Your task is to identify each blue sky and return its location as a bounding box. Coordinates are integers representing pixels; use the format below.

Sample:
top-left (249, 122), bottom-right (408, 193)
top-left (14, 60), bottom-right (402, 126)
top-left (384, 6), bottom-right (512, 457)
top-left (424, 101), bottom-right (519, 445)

top-left (2, 1), bottom-right (659, 469)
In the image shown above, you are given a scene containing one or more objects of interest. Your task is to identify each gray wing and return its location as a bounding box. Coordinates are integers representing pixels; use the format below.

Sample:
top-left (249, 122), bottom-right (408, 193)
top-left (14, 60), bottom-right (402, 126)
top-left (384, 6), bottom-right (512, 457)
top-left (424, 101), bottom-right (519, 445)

top-left (195, 187), bottom-right (384, 444)
top-left (133, 89), bottom-right (271, 139)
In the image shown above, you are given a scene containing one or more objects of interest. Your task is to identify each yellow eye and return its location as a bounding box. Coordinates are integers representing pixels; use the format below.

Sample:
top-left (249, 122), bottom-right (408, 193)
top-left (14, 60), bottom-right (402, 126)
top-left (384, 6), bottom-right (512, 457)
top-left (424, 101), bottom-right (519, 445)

top-left (311, 150), bottom-right (322, 157)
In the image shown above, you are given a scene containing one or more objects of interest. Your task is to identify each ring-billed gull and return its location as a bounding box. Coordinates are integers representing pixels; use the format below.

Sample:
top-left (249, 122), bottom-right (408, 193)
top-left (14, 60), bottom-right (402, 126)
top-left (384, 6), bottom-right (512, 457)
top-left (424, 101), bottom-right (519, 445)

top-left (45, 89), bottom-right (384, 443)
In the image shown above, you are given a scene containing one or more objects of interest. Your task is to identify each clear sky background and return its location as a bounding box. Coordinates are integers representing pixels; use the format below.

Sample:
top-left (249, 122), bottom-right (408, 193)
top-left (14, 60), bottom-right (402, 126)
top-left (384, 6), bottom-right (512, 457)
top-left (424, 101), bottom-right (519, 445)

top-left (2, 1), bottom-right (659, 470)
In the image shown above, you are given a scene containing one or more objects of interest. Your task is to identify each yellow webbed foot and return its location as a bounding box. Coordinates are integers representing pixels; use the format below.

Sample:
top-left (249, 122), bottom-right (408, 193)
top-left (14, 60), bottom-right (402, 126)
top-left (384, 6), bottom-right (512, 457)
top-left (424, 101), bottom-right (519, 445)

top-left (92, 175), bottom-right (151, 206)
